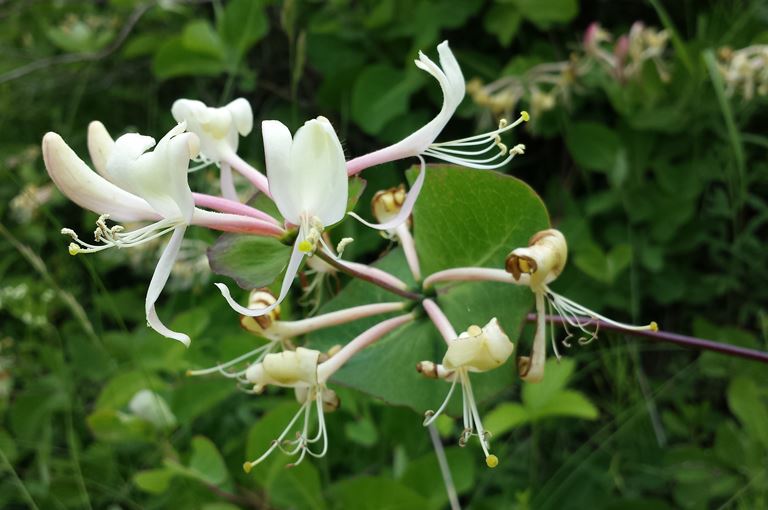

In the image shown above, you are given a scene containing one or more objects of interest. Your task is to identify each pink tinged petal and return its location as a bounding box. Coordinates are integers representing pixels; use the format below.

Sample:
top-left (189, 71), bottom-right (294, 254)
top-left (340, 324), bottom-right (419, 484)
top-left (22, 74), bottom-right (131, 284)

top-left (145, 226), bottom-right (190, 346)
top-left (87, 121), bottom-right (115, 178)
top-left (42, 132), bottom-right (157, 222)
top-left (106, 125), bottom-right (197, 223)
top-left (216, 235), bottom-right (305, 317)
top-left (348, 156), bottom-right (426, 231)
top-left (191, 209), bottom-right (285, 237)
top-left (340, 260), bottom-right (409, 290)
top-left (346, 41), bottom-right (465, 175)
top-left (191, 192), bottom-right (280, 225)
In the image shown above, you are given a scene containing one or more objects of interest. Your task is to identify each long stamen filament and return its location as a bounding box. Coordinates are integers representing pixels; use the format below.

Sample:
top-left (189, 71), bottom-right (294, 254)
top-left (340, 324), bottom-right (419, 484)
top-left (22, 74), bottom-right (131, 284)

top-left (423, 375), bottom-right (459, 426)
top-left (186, 342), bottom-right (277, 377)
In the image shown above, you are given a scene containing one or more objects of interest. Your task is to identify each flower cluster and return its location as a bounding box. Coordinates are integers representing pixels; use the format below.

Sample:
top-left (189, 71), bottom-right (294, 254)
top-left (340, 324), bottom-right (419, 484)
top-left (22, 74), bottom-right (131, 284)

top-left (468, 21), bottom-right (671, 120)
top-left (718, 44), bottom-right (768, 100)
top-left (42, 40), bottom-right (655, 469)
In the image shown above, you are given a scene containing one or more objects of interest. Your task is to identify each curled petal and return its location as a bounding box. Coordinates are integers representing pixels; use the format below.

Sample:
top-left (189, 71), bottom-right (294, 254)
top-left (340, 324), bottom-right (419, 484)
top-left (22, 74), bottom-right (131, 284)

top-left (145, 226), bottom-right (190, 346)
top-left (348, 156), bottom-right (426, 231)
top-left (42, 132), bottom-right (157, 222)
top-left (225, 98), bottom-right (254, 136)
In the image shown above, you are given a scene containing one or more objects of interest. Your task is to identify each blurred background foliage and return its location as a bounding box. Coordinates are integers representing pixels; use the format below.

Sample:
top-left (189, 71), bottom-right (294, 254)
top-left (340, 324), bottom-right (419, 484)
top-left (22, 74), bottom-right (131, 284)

top-left (1, 0), bottom-right (768, 508)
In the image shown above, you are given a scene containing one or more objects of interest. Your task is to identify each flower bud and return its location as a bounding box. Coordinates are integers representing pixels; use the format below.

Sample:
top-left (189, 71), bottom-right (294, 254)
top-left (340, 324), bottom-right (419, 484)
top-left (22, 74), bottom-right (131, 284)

top-left (246, 347), bottom-right (320, 388)
top-left (505, 229), bottom-right (567, 288)
top-left (240, 289), bottom-right (280, 333)
top-left (442, 318), bottom-right (514, 373)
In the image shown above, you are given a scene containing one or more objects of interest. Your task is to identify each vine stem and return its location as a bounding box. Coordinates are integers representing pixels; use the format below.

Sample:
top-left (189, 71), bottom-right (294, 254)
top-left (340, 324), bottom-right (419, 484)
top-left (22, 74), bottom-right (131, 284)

top-left (428, 423), bottom-right (462, 510)
top-left (314, 250), bottom-right (422, 301)
top-left (528, 313), bottom-right (768, 364)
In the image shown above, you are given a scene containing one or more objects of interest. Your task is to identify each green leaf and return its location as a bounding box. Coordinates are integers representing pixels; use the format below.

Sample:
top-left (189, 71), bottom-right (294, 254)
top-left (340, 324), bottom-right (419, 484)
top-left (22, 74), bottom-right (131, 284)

top-left (511, 0), bottom-right (578, 28)
top-left (152, 36), bottom-right (227, 80)
top-left (188, 436), bottom-right (229, 486)
top-left (218, 0), bottom-right (269, 62)
top-left (521, 357), bottom-right (574, 408)
top-left (352, 65), bottom-right (421, 135)
top-left (574, 242), bottom-right (633, 284)
top-left (484, 3), bottom-right (522, 47)
top-left (133, 468), bottom-right (175, 495)
top-left (94, 371), bottom-right (164, 411)
top-left (182, 20), bottom-right (226, 60)
top-left (344, 417), bottom-right (379, 447)
top-left (308, 165), bottom-right (549, 413)
top-left (208, 234), bottom-right (291, 290)
top-left (727, 377), bottom-right (768, 448)
top-left (171, 379), bottom-right (234, 423)
top-left (329, 476), bottom-right (429, 510)
top-left (566, 121), bottom-right (622, 173)
top-left (530, 390), bottom-right (599, 421)
top-left (483, 402), bottom-right (529, 437)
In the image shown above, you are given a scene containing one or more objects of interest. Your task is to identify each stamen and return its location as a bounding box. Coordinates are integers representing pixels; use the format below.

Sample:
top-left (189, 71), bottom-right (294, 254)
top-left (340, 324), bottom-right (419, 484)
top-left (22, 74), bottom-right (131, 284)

top-left (425, 112), bottom-right (529, 170)
top-left (423, 376), bottom-right (459, 426)
top-left (61, 214), bottom-right (182, 254)
top-left (186, 342), bottom-right (277, 377)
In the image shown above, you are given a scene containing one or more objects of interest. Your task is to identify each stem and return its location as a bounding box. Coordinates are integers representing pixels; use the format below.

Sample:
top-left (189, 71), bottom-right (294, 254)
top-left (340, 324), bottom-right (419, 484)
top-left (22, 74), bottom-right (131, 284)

top-left (396, 223), bottom-right (422, 282)
top-left (0, 445), bottom-right (40, 510)
top-left (528, 314), bottom-right (768, 365)
top-left (315, 250), bottom-right (421, 301)
top-left (317, 314), bottom-right (414, 382)
top-left (277, 302), bottom-right (406, 337)
top-left (428, 423), bottom-right (461, 510)
top-left (423, 298), bottom-right (457, 342)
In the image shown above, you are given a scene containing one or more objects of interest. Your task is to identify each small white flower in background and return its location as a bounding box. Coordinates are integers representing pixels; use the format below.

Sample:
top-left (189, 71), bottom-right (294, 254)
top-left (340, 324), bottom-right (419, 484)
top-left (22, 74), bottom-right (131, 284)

top-left (505, 229), bottom-right (657, 382)
top-left (347, 41), bottom-right (528, 232)
top-left (718, 45), bottom-right (768, 100)
top-left (171, 98), bottom-right (253, 164)
top-left (171, 98), bottom-right (253, 199)
top-left (128, 389), bottom-right (177, 430)
top-left (242, 347), bottom-right (339, 470)
top-left (215, 116), bottom-right (348, 319)
top-left (419, 318), bottom-right (514, 468)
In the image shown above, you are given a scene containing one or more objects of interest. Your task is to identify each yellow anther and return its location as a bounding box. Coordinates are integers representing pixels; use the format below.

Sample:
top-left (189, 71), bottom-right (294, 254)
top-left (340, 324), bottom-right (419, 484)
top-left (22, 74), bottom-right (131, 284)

top-left (486, 454), bottom-right (499, 468)
top-left (68, 243), bottom-right (80, 256)
top-left (650, 321), bottom-right (659, 332)
top-left (467, 325), bottom-right (482, 337)
top-left (298, 240), bottom-right (313, 253)
top-left (518, 258), bottom-right (532, 274)
top-left (520, 111), bottom-right (530, 122)
top-left (243, 462), bottom-right (253, 473)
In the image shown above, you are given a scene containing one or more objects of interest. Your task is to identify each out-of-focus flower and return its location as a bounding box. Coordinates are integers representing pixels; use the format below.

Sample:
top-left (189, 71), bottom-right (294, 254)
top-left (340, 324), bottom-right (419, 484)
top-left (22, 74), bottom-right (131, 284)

top-left (718, 45), bottom-right (768, 100)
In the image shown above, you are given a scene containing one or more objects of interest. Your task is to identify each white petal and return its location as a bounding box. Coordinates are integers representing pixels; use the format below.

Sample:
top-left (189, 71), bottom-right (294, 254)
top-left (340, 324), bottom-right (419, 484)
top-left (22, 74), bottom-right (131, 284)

top-left (348, 156), bottom-right (426, 230)
top-left (106, 125), bottom-right (197, 223)
top-left (42, 132), bottom-right (157, 222)
top-left (216, 235), bottom-right (305, 317)
top-left (225, 98), bottom-right (253, 136)
top-left (263, 120), bottom-right (300, 223)
top-left (345, 41), bottom-right (465, 173)
top-left (145, 226), bottom-right (190, 347)
top-left (87, 121), bottom-right (115, 178)
top-left (289, 117), bottom-right (348, 225)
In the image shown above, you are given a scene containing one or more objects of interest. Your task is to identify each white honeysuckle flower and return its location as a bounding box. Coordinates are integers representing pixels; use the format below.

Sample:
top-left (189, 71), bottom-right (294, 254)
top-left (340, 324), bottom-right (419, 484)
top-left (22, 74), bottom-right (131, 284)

top-left (242, 347), bottom-right (337, 470)
top-left (420, 318), bottom-right (514, 468)
top-left (44, 124), bottom-right (284, 347)
top-left (171, 98), bottom-right (253, 164)
top-left (171, 98), bottom-right (253, 200)
top-left (346, 41), bottom-right (528, 232)
top-left (128, 389), bottom-right (177, 430)
top-left (215, 116), bottom-right (348, 319)
top-left (505, 229), bottom-right (657, 382)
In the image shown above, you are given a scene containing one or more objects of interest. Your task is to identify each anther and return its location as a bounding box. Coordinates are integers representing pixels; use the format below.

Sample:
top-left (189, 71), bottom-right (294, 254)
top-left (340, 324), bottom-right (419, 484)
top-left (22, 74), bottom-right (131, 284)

top-left (521, 111), bottom-right (530, 122)
top-left (68, 243), bottom-right (80, 256)
top-left (486, 454), bottom-right (499, 468)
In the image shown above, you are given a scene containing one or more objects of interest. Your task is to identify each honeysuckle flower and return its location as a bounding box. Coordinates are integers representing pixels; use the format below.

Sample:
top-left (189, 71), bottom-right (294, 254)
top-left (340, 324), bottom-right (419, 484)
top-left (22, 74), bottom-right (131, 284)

top-left (86, 120), bottom-right (280, 226)
top-left (171, 98), bottom-right (256, 199)
top-left (346, 41), bottom-right (528, 232)
top-left (241, 314), bottom-right (413, 469)
top-left (505, 229), bottom-right (657, 382)
top-left (43, 124), bottom-right (284, 346)
top-left (718, 45), bottom-right (768, 100)
top-left (420, 318), bottom-right (514, 468)
top-left (242, 347), bottom-right (334, 469)
top-left (215, 116), bottom-right (348, 319)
